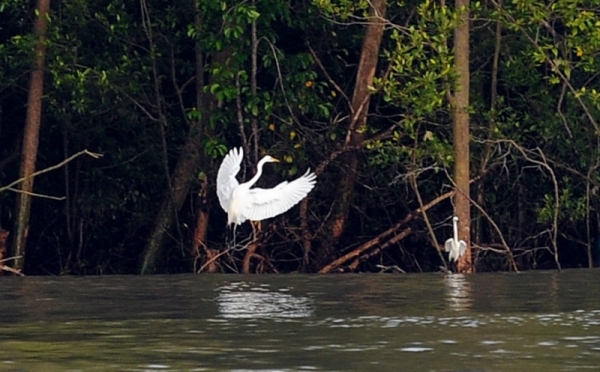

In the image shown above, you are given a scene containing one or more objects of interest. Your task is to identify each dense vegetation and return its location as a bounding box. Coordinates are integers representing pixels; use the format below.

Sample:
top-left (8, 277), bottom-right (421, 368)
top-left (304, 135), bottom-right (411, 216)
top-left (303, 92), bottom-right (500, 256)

top-left (1, 0), bottom-right (599, 275)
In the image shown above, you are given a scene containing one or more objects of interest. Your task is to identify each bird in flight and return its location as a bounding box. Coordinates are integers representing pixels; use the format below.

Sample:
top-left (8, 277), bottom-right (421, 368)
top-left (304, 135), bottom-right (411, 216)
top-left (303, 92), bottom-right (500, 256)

top-left (216, 148), bottom-right (317, 235)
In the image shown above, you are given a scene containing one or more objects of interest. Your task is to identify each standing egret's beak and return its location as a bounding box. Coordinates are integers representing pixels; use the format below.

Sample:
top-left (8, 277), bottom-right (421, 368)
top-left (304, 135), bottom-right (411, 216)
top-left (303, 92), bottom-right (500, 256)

top-left (271, 157), bottom-right (280, 162)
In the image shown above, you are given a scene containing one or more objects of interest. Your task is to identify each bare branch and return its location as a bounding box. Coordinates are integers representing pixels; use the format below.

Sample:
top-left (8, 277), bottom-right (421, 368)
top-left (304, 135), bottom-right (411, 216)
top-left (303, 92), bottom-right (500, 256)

top-left (6, 188), bottom-right (66, 201)
top-left (0, 150), bottom-right (102, 194)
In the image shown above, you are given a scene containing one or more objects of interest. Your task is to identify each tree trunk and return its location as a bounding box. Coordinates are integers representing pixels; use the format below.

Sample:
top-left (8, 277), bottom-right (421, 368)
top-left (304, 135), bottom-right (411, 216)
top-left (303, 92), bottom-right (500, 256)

top-left (453, 0), bottom-right (472, 273)
top-left (317, 0), bottom-right (387, 268)
top-left (10, 0), bottom-right (51, 272)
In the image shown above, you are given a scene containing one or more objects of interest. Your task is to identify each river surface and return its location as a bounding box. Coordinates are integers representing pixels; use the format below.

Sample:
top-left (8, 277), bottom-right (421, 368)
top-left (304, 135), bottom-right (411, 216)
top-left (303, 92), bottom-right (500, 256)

top-left (0, 270), bottom-right (599, 371)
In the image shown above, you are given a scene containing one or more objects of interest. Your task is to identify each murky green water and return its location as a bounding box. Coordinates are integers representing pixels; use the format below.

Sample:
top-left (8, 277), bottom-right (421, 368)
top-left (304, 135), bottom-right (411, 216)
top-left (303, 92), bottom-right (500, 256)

top-left (0, 270), bottom-right (599, 371)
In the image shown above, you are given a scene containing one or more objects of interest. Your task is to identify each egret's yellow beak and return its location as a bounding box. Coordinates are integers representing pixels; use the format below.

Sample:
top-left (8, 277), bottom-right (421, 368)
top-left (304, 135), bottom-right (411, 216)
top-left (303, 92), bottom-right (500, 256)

top-left (271, 157), bottom-right (280, 163)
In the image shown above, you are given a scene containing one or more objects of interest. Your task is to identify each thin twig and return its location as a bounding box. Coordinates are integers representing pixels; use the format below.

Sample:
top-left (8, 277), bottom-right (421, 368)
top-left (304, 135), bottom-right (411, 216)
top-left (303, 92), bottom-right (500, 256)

top-left (307, 44), bottom-right (351, 106)
top-left (408, 127), bottom-right (446, 267)
top-left (6, 188), bottom-right (66, 200)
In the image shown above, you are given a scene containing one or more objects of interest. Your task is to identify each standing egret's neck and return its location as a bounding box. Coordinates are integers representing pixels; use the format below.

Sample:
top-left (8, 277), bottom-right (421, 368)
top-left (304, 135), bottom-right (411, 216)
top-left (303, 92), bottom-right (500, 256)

top-left (246, 156), bottom-right (271, 188)
top-left (453, 217), bottom-right (459, 244)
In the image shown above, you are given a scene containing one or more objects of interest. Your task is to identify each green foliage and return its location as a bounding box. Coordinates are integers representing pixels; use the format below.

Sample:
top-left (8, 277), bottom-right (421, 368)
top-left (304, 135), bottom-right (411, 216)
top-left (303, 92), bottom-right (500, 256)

top-left (538, 186), bottom-right (587, 225)
top-left (380, 1), bottom-right (456, 113)
top-left (205, 140), bottom-right (228, 158)
top-left (365, 1), bottom-right (459, 175)
top-left (314, 0), bottom-right (370, 19)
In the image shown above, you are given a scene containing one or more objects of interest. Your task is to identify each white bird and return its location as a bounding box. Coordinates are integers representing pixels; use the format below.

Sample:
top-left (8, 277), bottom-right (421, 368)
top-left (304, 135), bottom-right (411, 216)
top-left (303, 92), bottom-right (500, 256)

top-left (216, 147), bottom-right (317, 227)
top-left (445, 216), bottom-right (467, 263)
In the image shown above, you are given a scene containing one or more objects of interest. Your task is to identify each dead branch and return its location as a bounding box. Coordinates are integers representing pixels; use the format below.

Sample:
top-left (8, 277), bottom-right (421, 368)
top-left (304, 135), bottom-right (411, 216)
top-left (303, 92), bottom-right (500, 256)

top-left (319, 189), bottom-right (454, 273)
top-left (0, 265), bottom-right (24, 276)
top-left (0, 256), bottom-right (24, 276)
top-left (0, 150), bottom-right (102, 194)
top-left (348, 227), bottom-right (413, 271)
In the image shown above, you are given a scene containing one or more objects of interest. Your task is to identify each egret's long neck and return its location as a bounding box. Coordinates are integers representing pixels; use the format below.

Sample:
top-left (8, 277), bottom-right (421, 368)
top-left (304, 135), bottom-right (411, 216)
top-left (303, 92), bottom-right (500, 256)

top-left (246, 157), bottom-right (269, 187)
top-left (453, 218), bottom-right (459, 243)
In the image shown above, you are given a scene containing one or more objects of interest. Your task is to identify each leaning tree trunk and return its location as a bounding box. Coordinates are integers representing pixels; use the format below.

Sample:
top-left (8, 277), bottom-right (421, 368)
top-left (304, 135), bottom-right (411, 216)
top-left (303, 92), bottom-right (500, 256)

top-left (452, 0), bottom-right (472, 273)
top-left (317, 0), bottom-right (387, 268)
top-left (139, 131), bottom-right (203, 274)
top-left (140, 86), bottom-right (211, 274)
top-left (138, 0), bottom-right (216, 274)
top-left (10, 0), bottom-right (51, 272)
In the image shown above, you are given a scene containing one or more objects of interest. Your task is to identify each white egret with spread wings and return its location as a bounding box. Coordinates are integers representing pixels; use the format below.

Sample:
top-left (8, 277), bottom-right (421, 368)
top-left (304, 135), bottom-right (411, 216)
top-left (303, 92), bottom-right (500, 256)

top-left (216, 147), bottom-right (317, 232)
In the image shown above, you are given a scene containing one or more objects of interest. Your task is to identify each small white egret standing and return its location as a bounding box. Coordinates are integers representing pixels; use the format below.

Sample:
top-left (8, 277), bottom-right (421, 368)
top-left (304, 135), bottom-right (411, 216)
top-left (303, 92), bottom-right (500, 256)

top-left (445, 216), bottom-right (467, 263)
top-left (216, 147), bottom-right (317, 234)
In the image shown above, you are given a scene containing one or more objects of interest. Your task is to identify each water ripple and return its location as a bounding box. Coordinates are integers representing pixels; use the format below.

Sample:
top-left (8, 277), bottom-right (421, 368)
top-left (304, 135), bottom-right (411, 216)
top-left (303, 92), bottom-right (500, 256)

top-left (216, 282), bottom-right (314, 319)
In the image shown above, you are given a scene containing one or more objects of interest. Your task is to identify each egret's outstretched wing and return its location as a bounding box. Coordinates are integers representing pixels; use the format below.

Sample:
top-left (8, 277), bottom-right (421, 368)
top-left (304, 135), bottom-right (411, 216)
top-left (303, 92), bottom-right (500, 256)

top-left (217, 147), bottom-right (243, 212)
top-left (444, 238), bottom-right (454, 253)
top-left (244, 169), bottom-right (317, 221)
top-left (457, 240), bottom-right (467, 257)
top-left (446, 239), bottom-right (467, 262)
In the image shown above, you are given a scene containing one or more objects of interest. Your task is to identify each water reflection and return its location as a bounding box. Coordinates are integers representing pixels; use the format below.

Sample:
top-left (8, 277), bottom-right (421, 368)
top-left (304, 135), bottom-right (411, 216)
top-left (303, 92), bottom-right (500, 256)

top-left (216, 281), bottom-right (314, 319)
top-left (444, 273), bottom-right (472, 311)
top-left (0, 272), bottom-right (599, 371)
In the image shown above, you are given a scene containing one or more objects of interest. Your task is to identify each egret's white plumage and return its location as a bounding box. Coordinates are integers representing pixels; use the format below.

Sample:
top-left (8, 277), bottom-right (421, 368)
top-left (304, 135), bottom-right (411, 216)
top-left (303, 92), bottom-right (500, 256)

top-left (217, 147), bottom-right (317, 226)
top-left (444, 216), bottom-right (467, 262)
